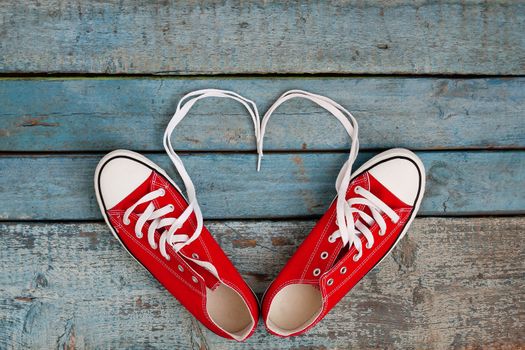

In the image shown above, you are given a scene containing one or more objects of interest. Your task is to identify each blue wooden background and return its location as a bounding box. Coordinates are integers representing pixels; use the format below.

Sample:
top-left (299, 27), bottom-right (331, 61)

top-left (0, 1), bottom-right (524, 349)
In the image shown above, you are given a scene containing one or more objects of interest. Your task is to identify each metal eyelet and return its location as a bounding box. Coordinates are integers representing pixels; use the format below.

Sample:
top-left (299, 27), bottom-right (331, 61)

top-left (366, 242), bottom-right (373, 249)
top-left (192, 253), bottom-right (199, 259)
top-left (354, 186), bottom-right (362, 193)
top-left (340, 266), bottom-right (347, 274)
top-left (178, 265), bottom-right (184, 272)
top-left (159, 189), bottom-right (166, 196)
top-left (192, 276), bottom-right (198, 283)
top-left (352, 254), bottom-right (360, 262)
top-left (320, 251), bottom-right (329, 260)
top-left (313, 268), bottom-right (321, 276)
top-left (328, 235), bottom-right (336, 243)
top-left (123, 219), bottom-right (131, 226)
top-left (136, 232), bottom-right (143, 238)
top-left (168, 204), bottom-right (174, 211)
top-left (379, 231), bottom-right (385, 236)
top-left (327, 279), bottom-right (334, 286)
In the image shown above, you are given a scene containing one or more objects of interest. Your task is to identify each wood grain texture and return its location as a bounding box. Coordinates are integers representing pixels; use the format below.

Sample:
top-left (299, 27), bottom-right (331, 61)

top-left (0, 1), bottom-right (524, 74)
top-left (1, 77), bottom-right (524, 152)
top-left (0, 151), bottom-right (523, 220)
top-left (0, 218), bottom-right (523, 349)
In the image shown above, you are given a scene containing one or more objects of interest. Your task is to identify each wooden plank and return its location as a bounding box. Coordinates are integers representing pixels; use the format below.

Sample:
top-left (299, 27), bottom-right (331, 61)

top-left (0, 218), bottom-right (523, 349)
top-left (0, 1), bottom-right (523, 75)
top-left (0, 151), bottom-right (523, 220)
top-left (1, 77), bottom-right (524, 152)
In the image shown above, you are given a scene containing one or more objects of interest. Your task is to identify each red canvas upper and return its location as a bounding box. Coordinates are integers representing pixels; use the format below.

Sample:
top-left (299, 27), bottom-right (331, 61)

top-left (262, 170), bottom-right (414, 337)
top-left (104, 171), bottom-right (259, 341)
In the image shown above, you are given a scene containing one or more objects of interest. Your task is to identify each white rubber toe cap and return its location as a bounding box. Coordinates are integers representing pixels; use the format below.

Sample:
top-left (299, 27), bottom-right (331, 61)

top-left (368, 156), bottom-right (422, 205)
top-left (97, 152), bottom-right (152, 209)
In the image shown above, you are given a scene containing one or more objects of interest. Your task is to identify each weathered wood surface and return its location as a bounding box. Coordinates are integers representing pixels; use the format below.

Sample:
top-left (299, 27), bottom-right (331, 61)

top-left (1, 77), bottom-right (524, 152)
top-left (0, 218), bottom-right (523, 349)
top-left (1, 151), bottom-right (523, 220)
top-left (0, 1), bottom-right (524, 75)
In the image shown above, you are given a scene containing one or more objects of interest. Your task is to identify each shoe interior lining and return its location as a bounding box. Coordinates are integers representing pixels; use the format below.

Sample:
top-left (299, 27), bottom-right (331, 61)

top-left (206, 283), bottom-right (254, 340)
top-left (266, 283), bottom-right (322, 336)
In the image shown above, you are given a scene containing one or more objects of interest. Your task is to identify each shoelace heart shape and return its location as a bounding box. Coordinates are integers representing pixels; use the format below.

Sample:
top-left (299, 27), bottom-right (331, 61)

top-left (123, 89), bottom-right (399, 277)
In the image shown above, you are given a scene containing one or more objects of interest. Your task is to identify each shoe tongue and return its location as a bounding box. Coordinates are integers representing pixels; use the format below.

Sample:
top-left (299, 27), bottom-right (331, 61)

top-left (367, 173), bottom-right (410, 210)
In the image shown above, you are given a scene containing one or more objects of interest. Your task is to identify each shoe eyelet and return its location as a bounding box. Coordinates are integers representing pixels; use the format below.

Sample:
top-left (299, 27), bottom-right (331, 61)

top-left (136, 232), bottom-right (143, 239)
top-left (313, 268), bottom-right (321, 277)
top-left (352, 254), bottom-right (360, 262)
top-left (327, 278), bottom-right (334, 286)
top-left (159, 189), bottom-right (166, 196)
top-left (366, 242), bottom-right (373, 249)
top-left (165, 255), bottom-right (170, 261)
top-left (320, 251), bottom-right (329, 260)
top-left (178, 265), bottom-right (184, 272)
top-left (328, 235), bottom-right (336, 243)
top-left (354, 186), bottom-right (362, 193)
top-left (340, 266), bottom-right (347, 274)
top-left (123, 219), bottom-right (131, 226)
top-left (192, 253), bottom-right (199, 259)
top-left (379, 231), bottom-right (385, 236)
top-left (168, 204), bottom-right (175, 211)
top-left (192, 276), bottom-right (199, 283)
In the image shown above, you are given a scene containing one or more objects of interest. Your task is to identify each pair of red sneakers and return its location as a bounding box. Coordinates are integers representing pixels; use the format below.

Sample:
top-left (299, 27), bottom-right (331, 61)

top-left (94, 90), bottom-right (425, 341)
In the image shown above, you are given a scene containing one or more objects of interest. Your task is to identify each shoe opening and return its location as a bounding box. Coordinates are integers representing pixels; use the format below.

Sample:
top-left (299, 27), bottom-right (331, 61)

top-left (206, 283), bottom-right (254, 341)
top-left (266, 283), bottom-right (322, 336)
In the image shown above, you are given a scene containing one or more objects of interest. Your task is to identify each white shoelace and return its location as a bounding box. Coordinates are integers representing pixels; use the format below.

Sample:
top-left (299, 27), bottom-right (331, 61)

top-left (258, 90), bottom-right (398, 260)
top-left (329, 186), bottom-right (399, 260)
top-left (123, 188), bottom-right (188, 260)
top-left (124, 89), bottom-right (261, 264)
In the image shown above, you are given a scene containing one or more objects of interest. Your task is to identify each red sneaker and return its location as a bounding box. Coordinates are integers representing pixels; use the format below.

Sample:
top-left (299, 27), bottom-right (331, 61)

top-left (94, 150), bottom-right (259, 341)
top-left (261, 148), bottom-right (425, 336)
top-left (94, 90), bottom-right (262, 341)
top-left (257, 90), bottom-right (425, 337)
